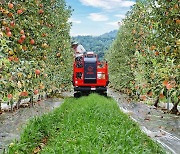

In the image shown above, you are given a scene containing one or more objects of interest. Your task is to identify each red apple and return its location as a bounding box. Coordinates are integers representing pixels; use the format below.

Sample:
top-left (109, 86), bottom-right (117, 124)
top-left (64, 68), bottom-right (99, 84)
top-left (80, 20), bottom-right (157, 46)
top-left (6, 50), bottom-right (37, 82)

top-left (39, 9), bottom-right (44, 14)
top-left (7, 13), bottom-right (13, 18)
top-left (39, 4), bottom-right (43, 8)
top-left (20, 91), bottom-right (28, 97)
top-left (6, 31), bottom-right (12, 37)
top-left (35, 69), bottom-right (41, 75)
top-left (18, 39), bottom-right (23, 44)
top-left (30, 39), bottom-right (35, 45)
top-left (34, 89), bottom-right (39, 95)
top-left (8, 56), bottom-right (14, 61)
top-left (166, 83), bottom-right (172, 90)
top-left (6, 27), bottom-right (10, 32)
top-left (8, 3), bottom-right (14, 9)
top-left (7, 94), bottom-right (13, 99)
top-left (17, 9), bottom-right (23, 15)
top-left (22, 46), bottom-right (27, 50)
top-left (21, 35), bottom-right (26, 40)
top-left (14, 57), bottom-right (19, 62)
top-left (10, 21), bottom-right (15, 27)
top-left (20, 30), bottom-right (24, 34)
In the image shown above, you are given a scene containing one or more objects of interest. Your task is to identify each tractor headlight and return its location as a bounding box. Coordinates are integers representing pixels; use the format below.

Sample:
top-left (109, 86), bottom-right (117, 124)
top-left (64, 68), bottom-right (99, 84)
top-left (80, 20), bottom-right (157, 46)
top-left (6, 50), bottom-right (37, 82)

top-left (97, 72), bottom-right (105, 79)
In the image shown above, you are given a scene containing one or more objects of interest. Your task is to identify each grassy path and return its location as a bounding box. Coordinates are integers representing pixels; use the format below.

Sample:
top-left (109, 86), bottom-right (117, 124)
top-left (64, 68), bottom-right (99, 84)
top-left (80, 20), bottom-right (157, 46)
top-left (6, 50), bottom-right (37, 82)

top-left (8, 94), bottom-right (165, 154)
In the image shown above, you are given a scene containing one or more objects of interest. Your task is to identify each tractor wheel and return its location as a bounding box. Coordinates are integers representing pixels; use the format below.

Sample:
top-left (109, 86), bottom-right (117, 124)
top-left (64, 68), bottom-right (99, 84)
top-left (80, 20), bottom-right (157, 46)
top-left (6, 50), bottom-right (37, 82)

top-left (82, 91), bottom-right (90, 96)
top-left (103, 92), bottom-right (107, 97)
top-left (98, 91), bottom-right (107, 97)
top-left (74, 92), bottom-right (81, 98)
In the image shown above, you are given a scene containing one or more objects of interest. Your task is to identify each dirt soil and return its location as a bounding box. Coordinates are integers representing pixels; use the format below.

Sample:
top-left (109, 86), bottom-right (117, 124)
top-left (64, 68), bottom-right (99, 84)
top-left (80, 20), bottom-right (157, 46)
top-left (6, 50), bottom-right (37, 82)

top-left (108, 89), bottom-right (180, 154)
top-left (0, 97), bottom-right (64, 154)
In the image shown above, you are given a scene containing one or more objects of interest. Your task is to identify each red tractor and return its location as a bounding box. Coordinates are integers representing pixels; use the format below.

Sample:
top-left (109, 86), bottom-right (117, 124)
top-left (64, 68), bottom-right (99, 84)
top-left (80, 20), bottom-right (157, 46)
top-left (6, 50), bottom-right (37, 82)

top-left (72, 52), bottom-right (109, 97)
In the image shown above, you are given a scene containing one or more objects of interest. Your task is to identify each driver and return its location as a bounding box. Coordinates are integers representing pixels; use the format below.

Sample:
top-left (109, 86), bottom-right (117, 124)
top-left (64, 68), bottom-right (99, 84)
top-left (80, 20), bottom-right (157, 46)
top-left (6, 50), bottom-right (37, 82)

top-left (71, 42), bottom-right (86, 58)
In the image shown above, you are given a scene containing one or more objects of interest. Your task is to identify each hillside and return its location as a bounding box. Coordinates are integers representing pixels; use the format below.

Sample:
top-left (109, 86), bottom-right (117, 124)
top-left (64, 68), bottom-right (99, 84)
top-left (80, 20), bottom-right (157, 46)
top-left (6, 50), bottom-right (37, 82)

top-left (100, 30), bottom-right (118, 38)
top-left (72, 30), bottom-right (118, 60)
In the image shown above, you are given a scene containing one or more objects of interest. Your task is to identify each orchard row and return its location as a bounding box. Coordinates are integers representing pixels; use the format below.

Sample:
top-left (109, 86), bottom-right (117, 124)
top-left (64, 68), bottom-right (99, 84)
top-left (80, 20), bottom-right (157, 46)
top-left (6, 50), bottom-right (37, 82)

top-left (0, 0), bottom-right (72, 110)
top-left (107, 0), bottom-right (180, 113)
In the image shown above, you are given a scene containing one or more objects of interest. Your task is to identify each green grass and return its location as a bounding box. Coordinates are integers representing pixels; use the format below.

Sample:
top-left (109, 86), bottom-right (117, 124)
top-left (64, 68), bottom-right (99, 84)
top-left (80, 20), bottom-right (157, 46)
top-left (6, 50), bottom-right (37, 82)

top-left (8, 94), bottom-right (165, 154)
